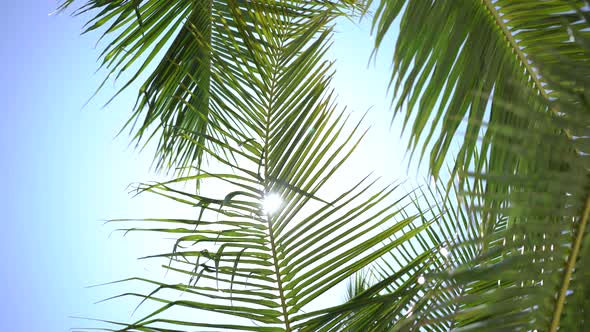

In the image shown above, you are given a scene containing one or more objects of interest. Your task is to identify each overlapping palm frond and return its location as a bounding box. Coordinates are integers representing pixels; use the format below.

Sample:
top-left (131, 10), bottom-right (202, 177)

top-left (328, 9), bottom-right (590, 331)
top-left (77, 1), bottom-right (430, 331)
top-left (369, 0), bottom-right (590, 183)
top-left (405, 37), bottom-right (590, 330)
top-left (59, 0), bottom-right (361, 173)
top-left (322, 87), bottom-right (589, 331)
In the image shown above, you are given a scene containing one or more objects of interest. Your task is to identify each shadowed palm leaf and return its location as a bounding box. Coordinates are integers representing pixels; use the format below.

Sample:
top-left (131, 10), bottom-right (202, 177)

top-left (403, 52), bottom-right (590, 331)
top-left (370, 0), bottom-right (590, 182)
top-left (327, 7), bottom-right (590, 330)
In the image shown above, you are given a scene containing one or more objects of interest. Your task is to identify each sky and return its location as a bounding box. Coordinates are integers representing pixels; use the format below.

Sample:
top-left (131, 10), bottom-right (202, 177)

top-left (0, 2), bottom-right (424, 331)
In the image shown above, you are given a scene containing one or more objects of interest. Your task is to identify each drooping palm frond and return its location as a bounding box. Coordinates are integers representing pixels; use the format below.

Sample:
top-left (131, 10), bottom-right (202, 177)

top-left (333, 13), bottom-right (590, 331)
top-left (369, 0), bottom-right (590, 182)
top-left (77, 1), bottom-right (429, 331)
top-left (408, 54), bottom-right (590, 332)
top-left (59, 0), bottom-right (362, 173)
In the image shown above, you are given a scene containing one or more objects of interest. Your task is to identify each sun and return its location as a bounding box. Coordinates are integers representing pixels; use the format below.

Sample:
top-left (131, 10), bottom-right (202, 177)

top-left (263, 193), bottom-right (282, 215)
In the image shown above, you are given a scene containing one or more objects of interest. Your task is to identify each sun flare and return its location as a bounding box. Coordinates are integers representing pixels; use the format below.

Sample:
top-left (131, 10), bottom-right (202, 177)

top-left (263, 194), bottom-right (282, 215)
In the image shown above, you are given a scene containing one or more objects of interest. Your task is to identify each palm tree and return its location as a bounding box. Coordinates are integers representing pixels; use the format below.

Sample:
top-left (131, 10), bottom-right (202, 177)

top-left (62, 0), bottom-right (590, 331)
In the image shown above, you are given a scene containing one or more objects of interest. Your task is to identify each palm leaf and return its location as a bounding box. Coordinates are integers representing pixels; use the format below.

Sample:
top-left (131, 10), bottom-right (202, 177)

top-left (369, 0), bottom-right (590, 181)
top-left (334, 13), bottom-right (590, 331)
top-left (59, 0), bottom-right (361, 173)
top-left (302, 178), bottom-right (484, 331)
top-left (77, 1), bottom-right (427, 330)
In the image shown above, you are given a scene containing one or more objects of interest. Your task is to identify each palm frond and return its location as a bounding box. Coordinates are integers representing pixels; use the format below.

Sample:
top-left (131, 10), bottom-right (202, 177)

top-left (369, 0), bottom-right (590, 181)
top-left (334, 14), bottom-right (590, 331)
top-left (59, 0), bottom-right (361, 173)
top-left (79, 1), bottom-right (426, 330)
top-left (301, 178), bottom-right (482, 331)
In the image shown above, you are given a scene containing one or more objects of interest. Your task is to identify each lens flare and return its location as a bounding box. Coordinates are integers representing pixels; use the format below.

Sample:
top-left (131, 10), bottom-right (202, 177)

top-left (263, 194), bottom-right (282, 215)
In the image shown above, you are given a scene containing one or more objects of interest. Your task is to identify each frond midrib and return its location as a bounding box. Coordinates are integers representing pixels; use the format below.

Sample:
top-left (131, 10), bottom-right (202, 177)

top-left (483, 4), bottom-right (589, 329)
top-left (263, 39), bottom-right (292, 331)
top-left (549, 195), bottom-right (590, 331)
top-left (481, 0), bottom-right (548, 100)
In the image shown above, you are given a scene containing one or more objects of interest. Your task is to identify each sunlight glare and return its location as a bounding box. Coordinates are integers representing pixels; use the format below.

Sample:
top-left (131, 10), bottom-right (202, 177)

top-left (263, 194), bottom-right (282, 215)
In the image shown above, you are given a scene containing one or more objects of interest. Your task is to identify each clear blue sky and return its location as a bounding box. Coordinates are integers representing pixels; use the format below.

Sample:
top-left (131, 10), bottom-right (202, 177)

top-left (0, 2), bottom-right (420, 331)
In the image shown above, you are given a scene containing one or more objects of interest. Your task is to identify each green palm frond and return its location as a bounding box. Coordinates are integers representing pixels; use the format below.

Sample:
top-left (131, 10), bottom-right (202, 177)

top-left (302, 178), bottom-right (482, 331)
top-left (369, 0), bottom-right (590, 180)
top-left (78, 1), bottom-right (428, 330)
top-left (412, 86), bottom-right (589, 332)
top-left (333, 13), bottom-right (590, 331)
top-left (63, 0), bottom-right (590, 330)
top-left (59, 0), bottom-right (362, 173)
